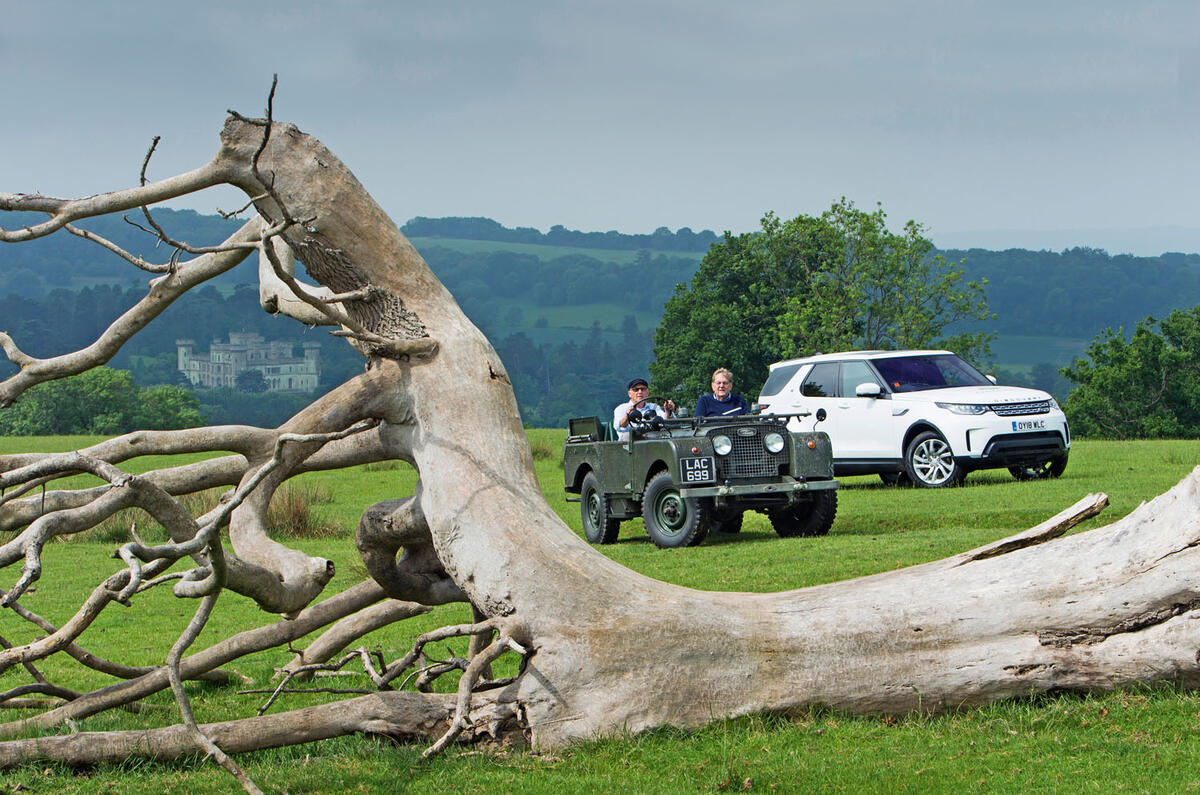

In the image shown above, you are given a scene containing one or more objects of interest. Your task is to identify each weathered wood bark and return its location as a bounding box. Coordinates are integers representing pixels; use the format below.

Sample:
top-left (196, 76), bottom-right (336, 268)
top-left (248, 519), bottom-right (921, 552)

top-left (4, 112), bottom-right (1200, 770)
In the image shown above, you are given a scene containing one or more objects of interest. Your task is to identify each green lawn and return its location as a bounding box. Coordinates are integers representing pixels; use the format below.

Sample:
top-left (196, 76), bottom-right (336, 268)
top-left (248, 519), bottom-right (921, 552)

top-left (2, 434), bottom-right (1200, 792)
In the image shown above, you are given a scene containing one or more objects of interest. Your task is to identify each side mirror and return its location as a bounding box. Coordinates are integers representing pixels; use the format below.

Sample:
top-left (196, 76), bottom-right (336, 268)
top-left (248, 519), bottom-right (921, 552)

top-left (815, 408), bottom-right (827, 423)
top-left (855, 382), bottom-right (882, 398)
top-left (986, 374), bottom-right (997, 384)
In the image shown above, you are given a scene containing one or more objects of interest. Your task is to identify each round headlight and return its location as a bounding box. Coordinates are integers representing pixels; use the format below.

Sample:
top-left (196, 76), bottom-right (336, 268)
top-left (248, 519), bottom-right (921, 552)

top-left (763, 432), bottom-right (785, 454)
top-left (712, 435), bottom-right (732, 456)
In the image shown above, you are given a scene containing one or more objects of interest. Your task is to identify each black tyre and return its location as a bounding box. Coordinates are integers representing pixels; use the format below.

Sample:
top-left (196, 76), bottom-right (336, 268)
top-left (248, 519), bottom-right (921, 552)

top-left (903, 431), bottom-right (965, 488)
top-left (768, 490), bottom-right (838, 538)
top-left (642, 471), bottom-right (708, 548)
top-left (708, 508), bottom-right (744, 534)
top-left (879, 471), bottom-right (912, 487)
top-left (580, 472), bottom-right (620, 544)
top-left (1009, 453), bottom-right (1069, 481)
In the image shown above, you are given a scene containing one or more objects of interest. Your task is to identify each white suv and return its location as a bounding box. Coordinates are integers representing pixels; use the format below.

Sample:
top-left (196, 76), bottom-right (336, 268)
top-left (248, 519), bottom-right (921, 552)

top-left (755, 350), bottom-right (1070, 487)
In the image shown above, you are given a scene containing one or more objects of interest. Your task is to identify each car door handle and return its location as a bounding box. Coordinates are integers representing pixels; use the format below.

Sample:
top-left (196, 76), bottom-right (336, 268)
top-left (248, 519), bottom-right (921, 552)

top-left (837, 403), bottom-right (852, 409)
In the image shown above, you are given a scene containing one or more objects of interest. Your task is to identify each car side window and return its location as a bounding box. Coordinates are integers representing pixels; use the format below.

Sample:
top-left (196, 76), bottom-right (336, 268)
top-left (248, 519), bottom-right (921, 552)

top-left (760, 362), bottom-right (804, 397)
top-left (801, 362), bottom-right (840, 397)
top-left (840, 361), bottom-right (882, 397)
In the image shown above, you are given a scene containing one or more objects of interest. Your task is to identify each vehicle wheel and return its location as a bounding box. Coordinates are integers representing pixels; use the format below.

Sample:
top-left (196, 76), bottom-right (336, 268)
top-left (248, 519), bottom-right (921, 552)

top-left (879, 471), bottom-right (912, 487)
top-left (642, 471), bottom-right (708, 548)
top-left (1009, 453), bottom-right (1069, 481)
top-left (580, 472), bottom-right (620, 544)
top-left (768, 491), bottom-right (838, 538)
top-left (903, 431), bottom-right (965, 488)
top-left (708, 508), bottom-right (744, 534)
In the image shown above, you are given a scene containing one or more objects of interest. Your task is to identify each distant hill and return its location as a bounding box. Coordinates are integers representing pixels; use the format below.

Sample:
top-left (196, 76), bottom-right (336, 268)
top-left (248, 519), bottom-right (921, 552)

top-left (401, 216), bottom-right (718, 252)
top-left (945, 246), bottom-right (1200, 338)
top-left (936, 226), bottom-right (1200, 258)
top-left (5, 208), bottom-right (1200, 425)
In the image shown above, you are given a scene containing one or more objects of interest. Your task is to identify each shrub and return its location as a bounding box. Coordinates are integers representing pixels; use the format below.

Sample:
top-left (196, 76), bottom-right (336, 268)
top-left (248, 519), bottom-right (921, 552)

top-left (57, 482), bottom-right (343, 543)
top-left (267, 481), bottom-right (342, 539)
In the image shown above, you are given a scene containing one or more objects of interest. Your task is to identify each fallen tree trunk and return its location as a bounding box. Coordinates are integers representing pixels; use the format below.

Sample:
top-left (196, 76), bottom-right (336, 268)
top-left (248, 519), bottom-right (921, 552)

top-left (4, 107), bottom-right (1200, 773)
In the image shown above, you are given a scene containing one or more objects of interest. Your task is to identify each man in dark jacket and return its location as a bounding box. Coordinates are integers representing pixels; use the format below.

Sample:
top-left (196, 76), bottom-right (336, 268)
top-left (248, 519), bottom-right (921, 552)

top-left (694, 368), bottom-right (750, 417)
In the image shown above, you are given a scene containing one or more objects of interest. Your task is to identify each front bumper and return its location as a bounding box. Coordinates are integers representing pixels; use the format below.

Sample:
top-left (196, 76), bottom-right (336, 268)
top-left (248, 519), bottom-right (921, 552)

top-left (975, 431), bottom-right (1068, 466)
top-left (959, 416), bottom-right (1070, 461)
top-left (680, 477), bottom-right (839, 499)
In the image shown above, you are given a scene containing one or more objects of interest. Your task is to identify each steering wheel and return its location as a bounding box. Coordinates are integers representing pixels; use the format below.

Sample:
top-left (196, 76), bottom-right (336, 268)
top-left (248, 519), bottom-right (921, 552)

top-left (625, 395), bottom-right (672, 430)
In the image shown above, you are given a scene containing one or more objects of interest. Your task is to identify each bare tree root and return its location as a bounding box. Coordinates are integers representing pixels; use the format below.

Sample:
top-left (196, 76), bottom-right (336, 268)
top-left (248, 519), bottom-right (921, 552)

top-left (336, 616), bottom-right (532, 757)
top-left (0, 567), bottom-right (169, 674)
top-left (0, 690), bottom-right (528, 770)
top-left (356, 487), bottom-right (467, 605)
top-left (255, 648), bottom-right (387, 716)
top-left (424, 632), bottom-right (528, 758)
top-left (280, 599), bottom-right (431, 677)
top-left (165, 588), bottom-right (262, 795)
top-left (0, 684), bottom-right (81, 706)
top-left (0, 418), bottom-right (396, 537)
top-left (0, 579), bottom-right (387, 739)
top-left (7, 601), bottom-right (237, 684)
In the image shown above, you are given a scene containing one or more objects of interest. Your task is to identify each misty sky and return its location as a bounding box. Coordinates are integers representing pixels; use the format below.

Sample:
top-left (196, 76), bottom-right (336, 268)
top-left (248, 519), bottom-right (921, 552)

top-left (3, 1), bottom-right (1199, 254)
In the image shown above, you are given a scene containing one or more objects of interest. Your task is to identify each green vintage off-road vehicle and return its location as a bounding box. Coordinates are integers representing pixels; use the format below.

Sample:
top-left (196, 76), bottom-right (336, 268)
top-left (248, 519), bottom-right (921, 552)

top-left (563, 405), bottom-right (838, 548)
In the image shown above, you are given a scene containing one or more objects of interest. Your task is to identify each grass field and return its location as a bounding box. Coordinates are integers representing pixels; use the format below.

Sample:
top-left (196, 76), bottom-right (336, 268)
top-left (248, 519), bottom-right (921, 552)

top-left (2, 434), bottom-right (1200, 792)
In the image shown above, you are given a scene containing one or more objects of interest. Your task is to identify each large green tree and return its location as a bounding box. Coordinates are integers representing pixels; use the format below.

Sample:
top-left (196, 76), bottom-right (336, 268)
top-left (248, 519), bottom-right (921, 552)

top-left (650, 200), bottom-right (993, 404)
top-left (1061, 306), bottom-right (1200, 438)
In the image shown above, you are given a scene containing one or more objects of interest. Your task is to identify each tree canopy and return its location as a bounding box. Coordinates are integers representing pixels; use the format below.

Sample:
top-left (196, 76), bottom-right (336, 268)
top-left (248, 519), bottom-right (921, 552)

top-left (0, 367), bottom-right (205, 435)
top-left (1061, 306), bottom-right (1200, 438)
top-left (649, 200), bottom-right (993, 404)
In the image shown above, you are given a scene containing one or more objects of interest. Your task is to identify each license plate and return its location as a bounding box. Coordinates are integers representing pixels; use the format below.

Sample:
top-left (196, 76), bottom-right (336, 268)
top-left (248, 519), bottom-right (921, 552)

top-left (1012, 420), bottom-right (1047, 431)
top-left (680, 456), bottom-right (716, 483)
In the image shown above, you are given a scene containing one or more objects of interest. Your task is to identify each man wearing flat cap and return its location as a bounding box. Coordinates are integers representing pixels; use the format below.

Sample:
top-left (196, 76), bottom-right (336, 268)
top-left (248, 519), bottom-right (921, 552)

top-left (614, 377), bottom-right (675, 441)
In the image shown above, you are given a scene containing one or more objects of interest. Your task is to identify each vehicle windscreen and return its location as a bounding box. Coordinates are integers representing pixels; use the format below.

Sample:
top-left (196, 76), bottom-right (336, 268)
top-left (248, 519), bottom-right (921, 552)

top-left (871, 354), bottom-right (992, 392)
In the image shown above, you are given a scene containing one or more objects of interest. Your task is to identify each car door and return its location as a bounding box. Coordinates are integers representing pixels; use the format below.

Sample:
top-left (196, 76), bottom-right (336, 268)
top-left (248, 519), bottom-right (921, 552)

top-left (831, 360), bottom-right (902, 460)
top-left (794, 362), bottom-right (846, 451)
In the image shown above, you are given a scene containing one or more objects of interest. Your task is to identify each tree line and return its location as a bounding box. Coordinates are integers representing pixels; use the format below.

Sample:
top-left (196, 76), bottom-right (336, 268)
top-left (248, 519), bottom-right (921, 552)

top-left (949, 246), bottom-right (1200, 337)
top-left (424, 245), bottom-right (698, 318)
top-left (494, 316), bottom-right (653, 429)
top-left (5, 208), bottom-right (1200, 342)
top-left (401, 216), bottom-right (719, 252)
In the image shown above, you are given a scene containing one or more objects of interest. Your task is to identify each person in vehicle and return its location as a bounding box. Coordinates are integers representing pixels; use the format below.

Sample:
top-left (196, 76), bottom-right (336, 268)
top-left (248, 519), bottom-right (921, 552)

top-left (614, 377), bottom-right (675, 440)
top-left (694, 367), bottom-right (749, 418)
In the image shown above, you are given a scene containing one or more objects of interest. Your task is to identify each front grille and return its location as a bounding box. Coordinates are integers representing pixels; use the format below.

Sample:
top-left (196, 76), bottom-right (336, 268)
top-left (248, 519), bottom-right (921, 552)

top-left (989, 400), bottom-right (1052, 416)
top-left (713, 426), bottom-right (785, 479)
top-left (982, 431), bottom-right (1067, 461)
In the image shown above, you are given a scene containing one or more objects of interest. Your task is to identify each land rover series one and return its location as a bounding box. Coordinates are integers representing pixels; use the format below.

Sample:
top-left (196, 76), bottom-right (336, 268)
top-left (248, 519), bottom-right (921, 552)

top-left (563, 406), bottom-right (838, 548)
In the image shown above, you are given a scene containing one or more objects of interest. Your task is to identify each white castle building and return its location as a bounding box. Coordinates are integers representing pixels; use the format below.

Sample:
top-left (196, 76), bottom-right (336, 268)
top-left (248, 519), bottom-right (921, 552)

top-left (176, 333), bottom-right (321, 393)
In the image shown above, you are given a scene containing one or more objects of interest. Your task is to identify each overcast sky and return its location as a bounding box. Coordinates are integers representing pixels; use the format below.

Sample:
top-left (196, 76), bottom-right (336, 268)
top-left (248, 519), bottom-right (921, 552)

top-left (4, 1), bottom-right (1199, 254)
